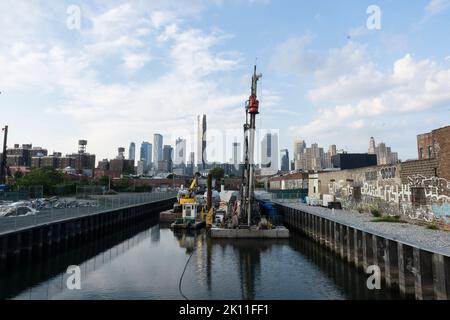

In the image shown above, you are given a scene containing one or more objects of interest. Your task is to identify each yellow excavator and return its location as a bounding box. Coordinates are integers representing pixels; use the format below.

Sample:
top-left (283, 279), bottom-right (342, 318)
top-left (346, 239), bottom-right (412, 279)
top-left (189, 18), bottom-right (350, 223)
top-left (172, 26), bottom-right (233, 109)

top-left (179, 175), bottom-right (198, 205)
top-left (173, 174), bottom-right (199, 214)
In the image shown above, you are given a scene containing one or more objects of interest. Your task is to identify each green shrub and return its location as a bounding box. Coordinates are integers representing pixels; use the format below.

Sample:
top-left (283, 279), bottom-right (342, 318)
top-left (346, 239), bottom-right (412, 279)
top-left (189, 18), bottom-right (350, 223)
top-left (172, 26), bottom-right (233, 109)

top-left (426, 223), bottom-right (439, 230)
top-left (370, 208), bottom-right (381, 217)
top-left (372, 215), bottom-right (405, 223)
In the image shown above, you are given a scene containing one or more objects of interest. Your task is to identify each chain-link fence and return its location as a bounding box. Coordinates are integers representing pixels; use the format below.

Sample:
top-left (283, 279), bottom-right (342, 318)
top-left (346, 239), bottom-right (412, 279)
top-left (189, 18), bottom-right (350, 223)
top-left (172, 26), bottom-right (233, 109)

top-left (0, 186), bottom-right (44, 202)
top-left (0, 192), bottom-right (177, 235)
top-left (76, 185), bottom-right (106, 199)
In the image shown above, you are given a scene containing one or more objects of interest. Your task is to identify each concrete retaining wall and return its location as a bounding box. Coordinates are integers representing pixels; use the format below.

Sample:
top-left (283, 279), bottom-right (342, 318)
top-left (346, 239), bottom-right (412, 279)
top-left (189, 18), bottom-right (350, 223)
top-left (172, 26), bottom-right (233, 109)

top-left (278, 204), bottom-right (450, 300)
top-left (0, 198), bottom-right (175, 268)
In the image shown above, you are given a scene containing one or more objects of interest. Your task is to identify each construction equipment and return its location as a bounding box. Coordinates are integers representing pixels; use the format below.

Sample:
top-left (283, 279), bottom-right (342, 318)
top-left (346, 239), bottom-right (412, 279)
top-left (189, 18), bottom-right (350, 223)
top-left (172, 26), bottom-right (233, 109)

top-left (173, 173), bottom-right (199, 214)
top-left (179, 174), bottom-right (199, 205)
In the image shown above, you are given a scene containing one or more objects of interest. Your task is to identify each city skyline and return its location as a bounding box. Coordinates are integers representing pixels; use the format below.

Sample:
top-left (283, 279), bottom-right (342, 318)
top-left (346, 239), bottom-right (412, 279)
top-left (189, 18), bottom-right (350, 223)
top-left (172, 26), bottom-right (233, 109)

top-left (1, 1), bottom-right (449, 162)
top-left (0, 130), bottom-right (421, 171)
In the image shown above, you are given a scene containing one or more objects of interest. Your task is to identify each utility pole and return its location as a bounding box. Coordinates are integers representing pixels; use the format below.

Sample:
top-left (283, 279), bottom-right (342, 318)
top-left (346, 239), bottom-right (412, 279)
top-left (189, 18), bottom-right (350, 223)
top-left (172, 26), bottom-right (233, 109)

top-left (1, 125), bottom-right (8, 185)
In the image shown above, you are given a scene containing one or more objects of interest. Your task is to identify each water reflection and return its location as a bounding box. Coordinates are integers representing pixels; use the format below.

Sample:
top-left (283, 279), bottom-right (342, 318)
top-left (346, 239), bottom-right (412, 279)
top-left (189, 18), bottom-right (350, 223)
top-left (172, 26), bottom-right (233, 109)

top-left (1, 221), bottom-right (403, 300)
top-left (289, 232), bottom-right (403, 300)
top-left (0, 218), bottom-right (159, 300)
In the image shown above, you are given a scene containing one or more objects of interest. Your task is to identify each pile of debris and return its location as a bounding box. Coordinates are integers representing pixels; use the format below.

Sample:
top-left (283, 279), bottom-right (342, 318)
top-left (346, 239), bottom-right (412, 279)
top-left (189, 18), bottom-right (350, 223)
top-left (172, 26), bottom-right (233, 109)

top-left (30, 197), bottom-right (99, 210)
top-left (0, 202), bottom-right (38, 217)
top-left (0, 197), bottom-right (99, 218)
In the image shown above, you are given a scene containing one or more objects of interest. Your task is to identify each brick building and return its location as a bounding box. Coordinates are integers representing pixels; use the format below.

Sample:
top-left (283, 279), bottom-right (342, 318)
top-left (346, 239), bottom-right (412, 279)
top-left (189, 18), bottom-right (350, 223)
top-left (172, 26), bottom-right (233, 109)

top-left (304, 125), bottom-right (449, 225)
top-left (417, 125), bottom-right (450, 180)
top-left (31, 152), bottom-right (76, 170)
top-left (1, 144), bottom-right (48, 167)
top-left (269, 172), bottom-right (309, 191)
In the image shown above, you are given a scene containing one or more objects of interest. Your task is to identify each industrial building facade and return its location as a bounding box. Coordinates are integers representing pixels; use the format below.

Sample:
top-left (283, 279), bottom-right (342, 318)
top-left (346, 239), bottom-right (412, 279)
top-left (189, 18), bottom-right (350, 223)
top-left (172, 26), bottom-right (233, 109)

top-left (269, 126), bottom-right (450, 227)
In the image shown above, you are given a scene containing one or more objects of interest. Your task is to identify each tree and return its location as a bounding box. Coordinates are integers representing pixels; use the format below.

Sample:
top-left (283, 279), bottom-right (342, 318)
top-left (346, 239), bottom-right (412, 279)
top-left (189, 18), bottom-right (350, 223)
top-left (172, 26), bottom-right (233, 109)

top-left (209, 167), bottom-right (225, 181)
top-left (16, 167), bottom-right (65, 195)
top-left (98, 176), bottom-right (111, 187)
top-left (14, 170), bottom-right (24, 180)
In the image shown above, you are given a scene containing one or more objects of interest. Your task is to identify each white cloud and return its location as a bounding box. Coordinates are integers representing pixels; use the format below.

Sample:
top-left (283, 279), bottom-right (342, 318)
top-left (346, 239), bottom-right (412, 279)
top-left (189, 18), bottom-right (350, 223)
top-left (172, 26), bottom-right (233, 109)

top-left (313, 53), bottom-right (450, 120)
top-left (288, 43), bottom-right (450, 156)
top-left (348, 26), bottom-right (369, 39)
top-left (314, 42), bottom-right (368, 82)
top-left (122, 52), bottom-right (152, 71)
top-left (270, 35), bottom-right (320, 76)
top-left (0, 1), bottom-right (247, 160)
top-left (151, 11), bottom-right (178, 29)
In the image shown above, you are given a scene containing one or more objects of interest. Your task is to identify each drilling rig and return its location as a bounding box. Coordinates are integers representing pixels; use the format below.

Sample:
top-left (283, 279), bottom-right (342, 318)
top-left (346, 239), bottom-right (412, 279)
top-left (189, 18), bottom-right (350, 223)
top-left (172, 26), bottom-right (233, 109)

top-left (240, 66), bottom-right (262, 226)
top-left (209, 66), bottom-right (289, 238)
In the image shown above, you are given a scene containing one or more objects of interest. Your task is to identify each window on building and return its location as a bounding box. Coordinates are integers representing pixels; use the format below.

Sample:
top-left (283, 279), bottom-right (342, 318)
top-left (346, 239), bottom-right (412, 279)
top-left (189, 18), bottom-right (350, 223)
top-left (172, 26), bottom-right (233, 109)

top-left (353, 186), bottom-right (362, 203)
top-left (419, 148), bottom-right (424, 160)
top-left (428, 146), bottom-right (433, 159)
top-left (411, 187), bottom-right (426, 206)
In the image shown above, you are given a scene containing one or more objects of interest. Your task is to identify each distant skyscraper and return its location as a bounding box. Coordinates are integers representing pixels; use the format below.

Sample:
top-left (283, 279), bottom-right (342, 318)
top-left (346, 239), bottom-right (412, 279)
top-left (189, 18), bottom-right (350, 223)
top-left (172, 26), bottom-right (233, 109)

top-left (261, 132), bottom-right (279, 175)
top-left (293, 139), bottom-right (306, 161)
top-left (187, 152), bottom-right (195, 176)
top-left (140, 142), bottom-right (152, 168)
top-left (163, 145), bottom-right (173, 161)
top-left (153, 134), bottom-right (163, 164)
top-left (129, 142), bottom-right (136, 161)
top-left (369, 137), bottom-right (398, 165)
top-left (232, 142), bottom-right (241, 166)
top-left (329, 145), bottom-right (337, 157)
top-left (368, 137), bottom-right (376, 155)
top-left (280, 149), bottom-right (290, 172)
top-left (163, 145), bottom-right (173, 172)
top-left (294, 141), bottom-right (334, 171)
top-left (197, 115), bottom-right (207, 169)
top-left (175, 138), bottom-right (187, 166)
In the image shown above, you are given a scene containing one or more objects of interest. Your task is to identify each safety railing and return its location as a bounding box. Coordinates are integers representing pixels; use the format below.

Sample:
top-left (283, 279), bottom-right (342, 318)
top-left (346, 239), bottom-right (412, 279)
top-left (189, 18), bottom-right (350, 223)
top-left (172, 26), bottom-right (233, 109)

top-left (266, 192), bottom-right (307, 204)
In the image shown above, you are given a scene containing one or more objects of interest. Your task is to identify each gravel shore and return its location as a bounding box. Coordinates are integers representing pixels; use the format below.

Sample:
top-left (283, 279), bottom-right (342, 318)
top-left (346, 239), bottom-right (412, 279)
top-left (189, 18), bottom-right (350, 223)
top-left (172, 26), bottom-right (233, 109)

top-left (277, 201), bottom-right (450, 257)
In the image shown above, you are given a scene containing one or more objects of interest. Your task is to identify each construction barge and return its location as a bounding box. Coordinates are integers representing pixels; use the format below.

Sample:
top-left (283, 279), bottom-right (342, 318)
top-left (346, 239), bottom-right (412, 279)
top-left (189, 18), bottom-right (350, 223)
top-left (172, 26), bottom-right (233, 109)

top-left (171, 203), bottom-right (206, 230)
top-left (161, 66), bottom-right (289, 238)
top-left (207, 66), bottom-right (290, 239)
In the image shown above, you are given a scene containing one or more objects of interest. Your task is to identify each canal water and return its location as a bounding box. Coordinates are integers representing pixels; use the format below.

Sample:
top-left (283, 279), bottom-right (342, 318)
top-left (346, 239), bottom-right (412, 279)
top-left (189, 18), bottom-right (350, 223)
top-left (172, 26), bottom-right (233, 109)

top-left (0, 219), bottom-right (402, 300)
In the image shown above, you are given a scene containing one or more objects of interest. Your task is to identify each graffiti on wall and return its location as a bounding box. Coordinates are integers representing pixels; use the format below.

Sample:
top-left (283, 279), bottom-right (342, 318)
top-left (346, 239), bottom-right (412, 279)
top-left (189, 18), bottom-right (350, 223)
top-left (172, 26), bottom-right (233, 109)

top-left (327, 172), bottom-right (450, 225)
top-left (361, 182), bottom-right (411, 204)
top-left (408, 175), bottom-right (450, 202)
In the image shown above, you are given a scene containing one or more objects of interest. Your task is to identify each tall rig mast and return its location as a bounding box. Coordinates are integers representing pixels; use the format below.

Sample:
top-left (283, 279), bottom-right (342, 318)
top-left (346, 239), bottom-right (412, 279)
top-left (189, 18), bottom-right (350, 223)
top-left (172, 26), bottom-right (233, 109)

top-left (241, 66), bottom-right (262, 226)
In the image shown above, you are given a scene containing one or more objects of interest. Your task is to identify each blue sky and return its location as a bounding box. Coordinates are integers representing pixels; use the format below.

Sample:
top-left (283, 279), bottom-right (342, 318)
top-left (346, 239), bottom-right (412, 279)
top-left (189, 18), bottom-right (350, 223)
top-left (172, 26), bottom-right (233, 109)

top-left (1, 0), bottom-right (449, 163)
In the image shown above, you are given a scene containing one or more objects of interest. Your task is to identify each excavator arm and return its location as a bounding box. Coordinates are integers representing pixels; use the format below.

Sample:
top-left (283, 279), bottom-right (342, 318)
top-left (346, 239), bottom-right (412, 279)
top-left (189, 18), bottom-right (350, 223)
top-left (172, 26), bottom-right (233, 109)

top-left (179, 175), bottom-right (198, 205)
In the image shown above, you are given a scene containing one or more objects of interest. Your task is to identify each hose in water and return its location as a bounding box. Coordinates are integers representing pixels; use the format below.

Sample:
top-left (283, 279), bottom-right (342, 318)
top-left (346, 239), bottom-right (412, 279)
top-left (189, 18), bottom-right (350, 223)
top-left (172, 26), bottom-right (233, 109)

top-left (178, 248), bottom-right (196, 300)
